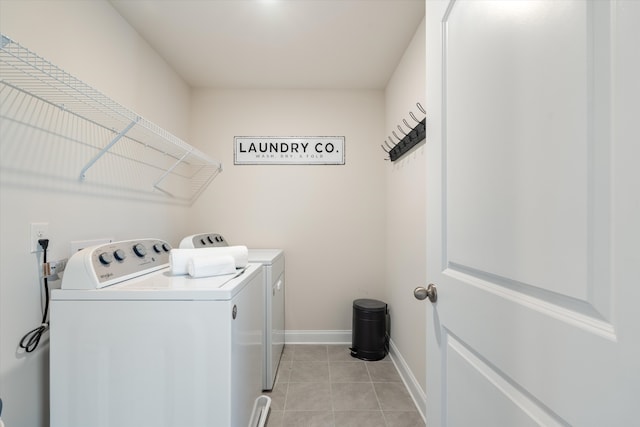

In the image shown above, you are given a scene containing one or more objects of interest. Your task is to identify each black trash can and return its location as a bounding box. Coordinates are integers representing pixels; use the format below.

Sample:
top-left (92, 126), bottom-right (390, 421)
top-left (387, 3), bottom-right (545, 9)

top-left (350, 299), bottom-right (389, 361)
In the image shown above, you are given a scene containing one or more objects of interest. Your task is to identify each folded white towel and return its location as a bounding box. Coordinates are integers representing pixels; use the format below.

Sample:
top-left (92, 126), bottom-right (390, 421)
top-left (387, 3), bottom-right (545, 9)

top-left (187, 255), bottom-right (236, 278)
top-left (170, 246), bottom-right (248, 275)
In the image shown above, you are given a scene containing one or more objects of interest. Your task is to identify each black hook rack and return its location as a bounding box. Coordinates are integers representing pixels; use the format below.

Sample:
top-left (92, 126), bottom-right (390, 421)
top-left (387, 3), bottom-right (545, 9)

top-left (382, 103), bottom-right (426, 162)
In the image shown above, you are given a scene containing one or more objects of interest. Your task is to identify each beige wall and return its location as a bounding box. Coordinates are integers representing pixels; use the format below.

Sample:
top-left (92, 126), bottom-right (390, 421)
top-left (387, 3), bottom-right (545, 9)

top-left (0, 2), bottom-right (427, 425)
top-left (0, 2), bottom-right (192, 426)
top-left (189, 89), bottom-right (387, 331)
top-left (384, 18), bottom-right (427, 393)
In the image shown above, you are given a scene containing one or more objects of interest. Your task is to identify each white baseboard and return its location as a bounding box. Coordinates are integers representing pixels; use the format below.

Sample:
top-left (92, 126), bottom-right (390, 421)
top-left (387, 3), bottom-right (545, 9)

top-left (284, 329), bottom-right (351, 344)
top-left (389, 339), bottom-right (427, 423)
top-left (283, 330), bottom-right (426, 423)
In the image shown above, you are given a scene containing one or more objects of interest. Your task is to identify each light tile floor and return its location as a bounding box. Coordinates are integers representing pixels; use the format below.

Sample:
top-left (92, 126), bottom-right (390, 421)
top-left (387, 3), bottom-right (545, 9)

top-left (264, 344), bottom-right (426, 427)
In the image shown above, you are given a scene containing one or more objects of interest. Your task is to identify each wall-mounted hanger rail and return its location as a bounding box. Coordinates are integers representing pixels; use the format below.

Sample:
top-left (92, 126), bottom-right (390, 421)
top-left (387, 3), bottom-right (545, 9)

top-left (383, 103), bottom-right (426, 162)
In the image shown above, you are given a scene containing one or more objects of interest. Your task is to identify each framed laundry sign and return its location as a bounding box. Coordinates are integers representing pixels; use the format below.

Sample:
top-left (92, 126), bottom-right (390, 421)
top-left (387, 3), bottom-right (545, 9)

top-left (234, 136), bottom-right (345, 165)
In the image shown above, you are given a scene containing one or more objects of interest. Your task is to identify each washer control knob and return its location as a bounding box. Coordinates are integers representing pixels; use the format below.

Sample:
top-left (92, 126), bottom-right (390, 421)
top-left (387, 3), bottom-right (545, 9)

top-left (133, 243), bottom-right (147, 257)
top-left (207, 236), bottom-right (215, 244)
top-left (152, 243), bottom-right (162, 253)
top-left (98, 252), bottom-right (113, 265)
top-left (162, 243), bottom-right (171, 252)
top-left (200, 238), bottom-right (207, 246)
top-left (114, 249), bottom-right (126, 261)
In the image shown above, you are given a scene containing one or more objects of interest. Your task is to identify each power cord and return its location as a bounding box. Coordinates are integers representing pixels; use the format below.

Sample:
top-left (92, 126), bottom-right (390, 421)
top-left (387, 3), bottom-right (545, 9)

top-left (19, 238), bottom-right (50, 353)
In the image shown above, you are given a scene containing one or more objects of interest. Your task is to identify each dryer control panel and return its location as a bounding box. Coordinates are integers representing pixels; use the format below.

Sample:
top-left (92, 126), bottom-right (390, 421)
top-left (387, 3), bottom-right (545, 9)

top-left (179, 233), bottom-right (229, 248)
top-left (62, 239), bottom-right (171, 289)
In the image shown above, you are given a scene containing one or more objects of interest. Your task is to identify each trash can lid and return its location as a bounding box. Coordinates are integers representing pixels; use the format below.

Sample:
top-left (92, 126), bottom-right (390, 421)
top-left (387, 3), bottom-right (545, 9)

top-left (353, 298), bottom-right (386, 311)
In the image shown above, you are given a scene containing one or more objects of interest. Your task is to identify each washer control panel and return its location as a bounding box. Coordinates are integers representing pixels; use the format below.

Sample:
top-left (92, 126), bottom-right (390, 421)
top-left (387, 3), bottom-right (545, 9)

top-left (179, 233), bottom-right (228, 248)
top-left (62, 239), bottom-right (171, 289)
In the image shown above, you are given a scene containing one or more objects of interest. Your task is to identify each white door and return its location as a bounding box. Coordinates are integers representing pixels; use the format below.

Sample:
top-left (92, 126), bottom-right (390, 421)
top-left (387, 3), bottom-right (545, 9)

top-left (424, 1), bottom-right (640, 426)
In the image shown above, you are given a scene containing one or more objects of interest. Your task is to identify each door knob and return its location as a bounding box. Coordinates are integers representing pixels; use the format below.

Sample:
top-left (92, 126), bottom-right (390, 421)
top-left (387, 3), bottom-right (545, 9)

top-left (414, 284), bottom-right (438, 303)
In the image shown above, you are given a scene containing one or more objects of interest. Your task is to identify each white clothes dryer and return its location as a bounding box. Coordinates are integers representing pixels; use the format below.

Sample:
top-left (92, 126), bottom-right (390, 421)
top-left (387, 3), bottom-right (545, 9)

top-left (179, 233), bottom-right (285, 390)
top-left (50, 238), bottom-right (270, 427)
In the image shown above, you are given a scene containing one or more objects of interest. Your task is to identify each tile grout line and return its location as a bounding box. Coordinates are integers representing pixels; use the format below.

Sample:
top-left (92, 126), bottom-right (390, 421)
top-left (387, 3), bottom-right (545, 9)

top-left (366, 361), bottom-right (390, 427)
top-left (325, 345), bottom-right (338, 426)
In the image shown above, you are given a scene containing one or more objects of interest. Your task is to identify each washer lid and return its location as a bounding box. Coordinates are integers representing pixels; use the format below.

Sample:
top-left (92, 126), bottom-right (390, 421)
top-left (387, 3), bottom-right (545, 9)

top-left (247, 249), bottom-right (284, 264)
top-left (52, 264), bottom-right (261, 301)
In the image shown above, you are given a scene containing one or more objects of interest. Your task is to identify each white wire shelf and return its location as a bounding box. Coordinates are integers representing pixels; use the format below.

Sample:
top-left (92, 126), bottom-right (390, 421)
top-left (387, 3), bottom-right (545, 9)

top-left (0, 34), bottom-right (222, 203)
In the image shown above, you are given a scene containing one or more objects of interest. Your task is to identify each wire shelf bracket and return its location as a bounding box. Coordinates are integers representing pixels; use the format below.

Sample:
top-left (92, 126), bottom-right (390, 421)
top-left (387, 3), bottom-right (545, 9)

top-left (79, 117), bottom-right (140, 181)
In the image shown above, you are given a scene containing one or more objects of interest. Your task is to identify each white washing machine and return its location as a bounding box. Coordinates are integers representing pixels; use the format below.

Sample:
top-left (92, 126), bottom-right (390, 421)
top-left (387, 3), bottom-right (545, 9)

top-left (179, 233), bottom-right (285, 390)
top-left (50, 238), bottom-right (270, 427)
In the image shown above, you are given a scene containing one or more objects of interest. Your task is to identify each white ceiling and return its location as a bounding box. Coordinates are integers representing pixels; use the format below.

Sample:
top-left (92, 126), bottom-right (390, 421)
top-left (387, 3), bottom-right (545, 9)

top-left (109, 0), bottom-right (425, 90)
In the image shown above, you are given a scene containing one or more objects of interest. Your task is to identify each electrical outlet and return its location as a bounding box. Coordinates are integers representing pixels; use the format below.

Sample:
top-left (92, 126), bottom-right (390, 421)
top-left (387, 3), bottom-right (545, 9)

top-left (30, 222), bottom-right (49, 253)
top-left (44, 258), bottom-right (68, 280)
top-left (50, 258), bottom-right (68, 274)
